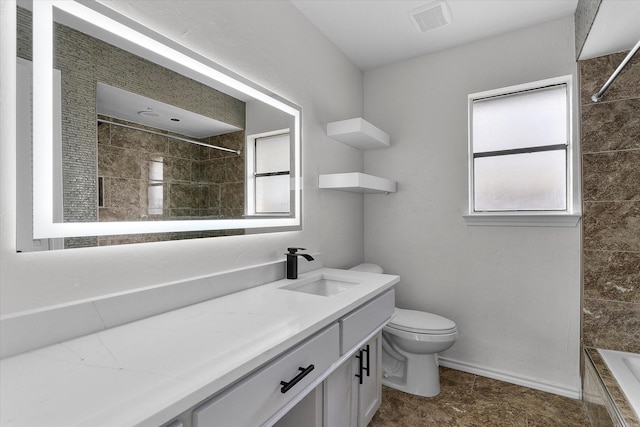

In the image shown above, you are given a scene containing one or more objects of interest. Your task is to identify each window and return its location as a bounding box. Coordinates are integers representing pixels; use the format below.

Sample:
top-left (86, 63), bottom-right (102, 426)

top-left (465, 76), bottom-right (580, 226)
top-left (246, 131), bottom-right (291, 215)
top-left (147, 156), bottom-right (164, 216)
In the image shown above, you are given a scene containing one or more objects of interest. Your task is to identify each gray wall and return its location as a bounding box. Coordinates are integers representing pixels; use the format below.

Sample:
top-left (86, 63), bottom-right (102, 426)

top-left (1, 1), bottom-right (590, 398)
top-left (363, 16), bottom-right (582, 396)
top-left (0, 0), bottom-right (364, 314)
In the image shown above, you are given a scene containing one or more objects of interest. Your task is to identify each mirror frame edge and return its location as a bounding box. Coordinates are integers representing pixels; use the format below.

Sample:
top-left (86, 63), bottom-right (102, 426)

top-left (31, 0), bottom-right (302, 239)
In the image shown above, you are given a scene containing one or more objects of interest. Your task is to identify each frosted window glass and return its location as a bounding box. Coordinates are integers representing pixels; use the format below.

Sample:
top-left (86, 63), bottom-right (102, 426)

top-left (256, 134), bottom-right (290, 173)
top-left (473, 85), bottom-right (567, 153)
top-left (474, 150), bottom-right (566, 211)
top-left (149, 158), bottom-right (163, 181)
top-left (147, 184), bottom-right (163, 215)
top-left (148, 158), bottom-right (163, 215)
top-left (256, 175), bottom-right (290, 213)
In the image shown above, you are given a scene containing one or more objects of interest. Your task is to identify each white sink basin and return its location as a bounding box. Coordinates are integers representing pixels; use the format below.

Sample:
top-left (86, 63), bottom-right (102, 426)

top-left (281, 276), bottom-right (360, 296)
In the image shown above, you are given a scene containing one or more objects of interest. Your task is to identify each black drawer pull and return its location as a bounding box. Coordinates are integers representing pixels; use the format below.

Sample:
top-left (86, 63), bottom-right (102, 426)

top-left (280, 364), bottom-right (314, 393)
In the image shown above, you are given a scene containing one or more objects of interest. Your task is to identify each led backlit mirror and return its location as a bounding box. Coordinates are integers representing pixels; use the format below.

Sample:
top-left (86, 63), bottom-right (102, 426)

top-left (17, 0), bottom-right (301, 250)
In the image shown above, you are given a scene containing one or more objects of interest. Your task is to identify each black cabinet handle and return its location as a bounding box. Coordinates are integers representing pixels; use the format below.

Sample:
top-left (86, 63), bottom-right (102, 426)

top-left (280, 364), bottom-right (314, 393)
top-left (355, 350), bottom-right (364, 384)
top-left (363, 344), bottom-right (370, 377)
top-left (355, 344), bottom-right (371, 385)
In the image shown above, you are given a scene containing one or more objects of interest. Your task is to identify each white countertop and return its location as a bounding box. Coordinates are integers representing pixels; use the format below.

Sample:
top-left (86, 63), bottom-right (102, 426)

top-left (0, 268), bottom-right (399, 427)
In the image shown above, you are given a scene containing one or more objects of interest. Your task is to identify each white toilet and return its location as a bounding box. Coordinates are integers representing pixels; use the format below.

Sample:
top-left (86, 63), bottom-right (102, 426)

top-left (349, 263), bottom-right (458, 398)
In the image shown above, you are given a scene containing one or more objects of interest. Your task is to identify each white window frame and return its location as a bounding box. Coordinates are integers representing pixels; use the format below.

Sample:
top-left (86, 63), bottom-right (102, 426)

top-left (246, 129), bottom-right (292, 217)
top-left (464, 75), bottom-right (581, 227)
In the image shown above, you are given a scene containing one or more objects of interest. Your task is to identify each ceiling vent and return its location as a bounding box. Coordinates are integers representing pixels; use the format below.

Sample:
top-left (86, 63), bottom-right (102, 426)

top-left (409, 1), bottom-right (452, 33)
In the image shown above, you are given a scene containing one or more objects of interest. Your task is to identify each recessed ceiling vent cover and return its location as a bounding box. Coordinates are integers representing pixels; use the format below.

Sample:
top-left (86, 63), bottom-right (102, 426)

top-left (409, 1), bottom-right (452, 33)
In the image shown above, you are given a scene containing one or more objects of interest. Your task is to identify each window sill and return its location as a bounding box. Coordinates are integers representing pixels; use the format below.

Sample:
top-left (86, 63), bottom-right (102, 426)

top-left (463, 213), bottom-right (581, 227)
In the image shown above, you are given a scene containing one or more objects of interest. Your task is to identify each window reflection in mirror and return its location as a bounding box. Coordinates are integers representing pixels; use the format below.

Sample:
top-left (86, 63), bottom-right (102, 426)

top-left (253, 132), bottom-right (291, 214)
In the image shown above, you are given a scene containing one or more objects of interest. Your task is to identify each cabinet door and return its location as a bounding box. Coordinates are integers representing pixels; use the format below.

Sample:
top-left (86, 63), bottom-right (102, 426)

top-left (324, 332), bottom-right (383, 427)
top-left (357, 334), bottom-right (382, 427)
top-left (273, 385), bottom-right (323, 427)
top-left (323, 357), bottom-right (358, 427)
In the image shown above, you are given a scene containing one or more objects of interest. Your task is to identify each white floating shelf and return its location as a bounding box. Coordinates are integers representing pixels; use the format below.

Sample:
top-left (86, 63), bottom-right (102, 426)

top-left (327, 118), bottom-right (390, 150)
top-left (319, 173), bottom-right (397, 194)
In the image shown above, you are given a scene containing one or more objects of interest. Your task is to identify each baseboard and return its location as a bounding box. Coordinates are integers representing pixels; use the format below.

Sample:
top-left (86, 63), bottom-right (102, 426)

top-left (438, 356), bottom-right (582, 400)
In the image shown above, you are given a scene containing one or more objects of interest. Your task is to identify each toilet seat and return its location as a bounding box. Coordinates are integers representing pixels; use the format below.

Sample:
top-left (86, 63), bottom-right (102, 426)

top-left (387, 308), bottom-right (457, 335)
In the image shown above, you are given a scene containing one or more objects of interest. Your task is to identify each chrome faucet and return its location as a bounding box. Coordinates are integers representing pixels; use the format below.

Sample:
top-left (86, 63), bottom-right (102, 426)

top-left (286, 247), bottom-right (314, 279)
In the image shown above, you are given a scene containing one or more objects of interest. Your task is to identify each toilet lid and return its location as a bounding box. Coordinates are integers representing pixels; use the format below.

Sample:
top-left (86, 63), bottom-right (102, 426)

top-left (387, 308), bottom-right (457, 335)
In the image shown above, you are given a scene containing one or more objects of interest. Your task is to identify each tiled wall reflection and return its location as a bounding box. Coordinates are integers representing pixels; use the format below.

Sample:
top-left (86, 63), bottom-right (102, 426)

top-left (97, 117), bottom-right (245, 222)
top-left (95, 117), bottom-right (245, 246)
top-left (580, 51), bottom-right (640, 353)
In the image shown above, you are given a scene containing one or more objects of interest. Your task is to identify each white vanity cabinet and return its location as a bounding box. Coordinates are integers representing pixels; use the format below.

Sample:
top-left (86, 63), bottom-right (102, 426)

top-left (324, 334), bottom-right (383, 427)
top-left (190, 290), bottom-right (394, 427)
top-left (323, 289), bottom-right (393, 427)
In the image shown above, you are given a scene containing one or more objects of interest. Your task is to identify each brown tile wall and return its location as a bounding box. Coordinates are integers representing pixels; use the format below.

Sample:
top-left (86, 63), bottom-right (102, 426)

top-left (580, 51), bottom-right (640, 353)
top-left (95, 117), bottom-right (245, 246)
top-left (97, 117), bottom-right (244, 220)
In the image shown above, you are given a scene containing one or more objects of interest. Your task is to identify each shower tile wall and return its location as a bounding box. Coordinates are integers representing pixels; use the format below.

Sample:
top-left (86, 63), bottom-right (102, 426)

top-left (97, 117), bottom-right (245, 222)
top-left (96, 119), bottom-right (245, 246)
top-left (580, 50), bottom-right (640, 353)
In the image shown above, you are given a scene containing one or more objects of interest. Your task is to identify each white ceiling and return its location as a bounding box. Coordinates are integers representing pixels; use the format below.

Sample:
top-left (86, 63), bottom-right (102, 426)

top-left (96, 83), bottom-right (242, 139)
top-left (290, 0), bottom-right (579, 70)
top-left (291, 0), bottom-right (640, 70)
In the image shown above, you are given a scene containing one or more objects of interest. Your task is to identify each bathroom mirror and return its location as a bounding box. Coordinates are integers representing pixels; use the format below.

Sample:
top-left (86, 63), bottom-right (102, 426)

top-left (19, 0), bottom-right (301, 249)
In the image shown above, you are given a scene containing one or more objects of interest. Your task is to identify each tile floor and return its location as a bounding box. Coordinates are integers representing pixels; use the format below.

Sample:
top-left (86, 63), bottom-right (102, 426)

top-left (370, 367), bottom-right (590, 426)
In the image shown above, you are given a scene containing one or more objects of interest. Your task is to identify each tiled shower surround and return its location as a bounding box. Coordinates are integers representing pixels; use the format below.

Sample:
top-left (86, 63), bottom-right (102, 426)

top-left (98, 118), bottom-right (245, 221)
top-left (96, 117), bottom-right (245, 246)
top-left (580, 50), bottom-right (640, 426)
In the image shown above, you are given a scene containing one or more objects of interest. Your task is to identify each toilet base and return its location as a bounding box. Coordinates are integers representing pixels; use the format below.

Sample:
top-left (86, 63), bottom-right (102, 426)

top-left (382, 352), bottom-right (442, 397)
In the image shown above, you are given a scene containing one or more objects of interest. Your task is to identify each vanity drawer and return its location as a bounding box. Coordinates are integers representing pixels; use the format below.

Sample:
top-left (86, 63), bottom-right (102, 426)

top-left (339, 289), bottom-right (394, 354)
top-left (192, 324), bottom-right (339, 427)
